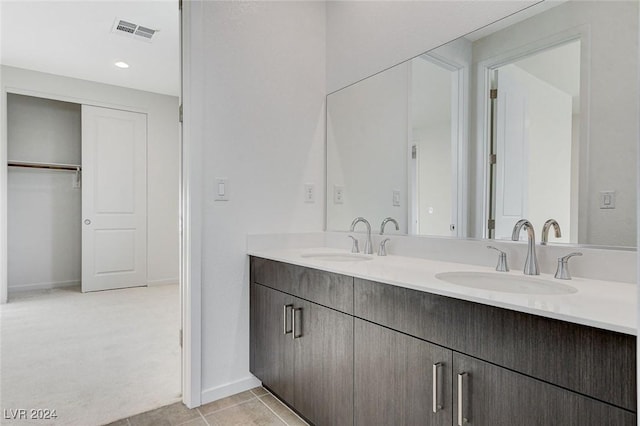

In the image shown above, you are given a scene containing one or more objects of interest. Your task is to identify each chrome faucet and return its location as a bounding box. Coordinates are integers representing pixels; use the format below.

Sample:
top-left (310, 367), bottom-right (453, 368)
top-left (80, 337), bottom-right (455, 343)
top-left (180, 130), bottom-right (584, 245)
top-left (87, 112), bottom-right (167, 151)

top-left (380, 217), bottom-right (399, 235)
top-left (511, 219), bottom-right (539, 275)
top-left (350, 217), bottom-right (373, 254)
top-left (541, 219), bottom-right (561, 245)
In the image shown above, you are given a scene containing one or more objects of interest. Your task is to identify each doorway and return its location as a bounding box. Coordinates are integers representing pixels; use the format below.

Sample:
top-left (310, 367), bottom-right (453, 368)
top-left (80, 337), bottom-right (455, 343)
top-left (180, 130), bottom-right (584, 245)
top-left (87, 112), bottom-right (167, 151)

top-left (408, 53), bottom-right (466, 237)
top-left (0, 1), bottom-right (183, 424)
top-left (487, 39), bottom-right (581, 241)
top-left (7, 95), bottom-right (150, 294)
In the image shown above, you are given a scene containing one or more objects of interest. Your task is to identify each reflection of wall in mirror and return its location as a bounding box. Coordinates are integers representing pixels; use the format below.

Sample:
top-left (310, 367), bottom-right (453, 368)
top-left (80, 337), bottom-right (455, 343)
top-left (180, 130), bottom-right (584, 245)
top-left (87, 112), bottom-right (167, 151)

top-left (471, 1), bottom-right (638, 247)
top-left (327, 63), bottom-right (408, 233)
top-left (411, 57), bottom-right (452, 236)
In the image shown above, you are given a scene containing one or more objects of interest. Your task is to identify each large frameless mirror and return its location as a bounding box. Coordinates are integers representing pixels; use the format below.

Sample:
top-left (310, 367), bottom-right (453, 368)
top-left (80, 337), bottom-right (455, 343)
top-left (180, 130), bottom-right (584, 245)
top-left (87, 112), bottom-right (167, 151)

top-left (326, 0), bottom-right (638, 248)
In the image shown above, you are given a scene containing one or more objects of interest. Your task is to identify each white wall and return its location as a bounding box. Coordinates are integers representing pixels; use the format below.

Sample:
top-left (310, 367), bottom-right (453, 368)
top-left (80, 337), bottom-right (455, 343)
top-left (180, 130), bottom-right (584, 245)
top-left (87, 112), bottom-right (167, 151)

top-left (187, 1), bottom-right (326, 403)
top-left (1, 65), bottom-right (180, 293)
top-left (327, 62), bottom-right (408, 234)
top-left (326, 0), bottom-right (538, 93)
top-left (7, 95), bottom-right (82, 290)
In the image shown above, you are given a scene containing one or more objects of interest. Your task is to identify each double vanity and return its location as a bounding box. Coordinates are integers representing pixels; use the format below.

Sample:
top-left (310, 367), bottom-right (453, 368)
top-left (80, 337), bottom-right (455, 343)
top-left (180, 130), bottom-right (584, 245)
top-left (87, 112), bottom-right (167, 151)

top-left (249, 243), bottom-right (636, 426)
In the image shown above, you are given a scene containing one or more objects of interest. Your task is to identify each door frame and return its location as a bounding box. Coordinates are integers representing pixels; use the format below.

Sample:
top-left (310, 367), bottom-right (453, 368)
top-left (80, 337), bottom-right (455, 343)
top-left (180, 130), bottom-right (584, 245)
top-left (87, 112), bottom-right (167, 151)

top-left (473, 25), bottom-right (590, 240)
top-left (180, 0), bottom-right (203, 408)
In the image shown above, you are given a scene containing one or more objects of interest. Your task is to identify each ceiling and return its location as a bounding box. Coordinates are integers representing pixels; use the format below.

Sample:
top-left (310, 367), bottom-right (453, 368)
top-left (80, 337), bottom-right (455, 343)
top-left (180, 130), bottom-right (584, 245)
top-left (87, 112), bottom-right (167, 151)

top-left (1, 0), bottom-right (180, 97)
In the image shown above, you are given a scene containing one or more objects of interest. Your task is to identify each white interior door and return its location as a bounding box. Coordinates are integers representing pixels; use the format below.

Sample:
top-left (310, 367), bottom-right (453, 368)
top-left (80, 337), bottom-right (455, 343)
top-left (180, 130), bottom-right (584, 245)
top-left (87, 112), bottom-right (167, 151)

top-left (494, 65), bottom-right (529, 240)
top-left (81, 105), bottom-right (147, 292)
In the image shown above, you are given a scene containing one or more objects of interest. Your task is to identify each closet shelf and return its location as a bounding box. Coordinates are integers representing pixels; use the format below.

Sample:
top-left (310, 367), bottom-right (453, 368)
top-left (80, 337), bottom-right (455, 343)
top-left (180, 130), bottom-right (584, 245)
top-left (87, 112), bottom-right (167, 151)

top-left (8, 161), bottom-right (81, 171)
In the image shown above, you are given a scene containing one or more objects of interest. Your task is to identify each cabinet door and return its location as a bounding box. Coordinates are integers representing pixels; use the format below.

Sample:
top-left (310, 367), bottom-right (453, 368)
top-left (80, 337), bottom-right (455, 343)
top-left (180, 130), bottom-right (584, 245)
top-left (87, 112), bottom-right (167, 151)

top-left (250, 283), bottom-right (294, 404)
top-left (453, 353), bottom-right (636, 426)
top-left (293, 299), bottom-right (354, 426)
top-left (354, 319), bottom-right (452, 426)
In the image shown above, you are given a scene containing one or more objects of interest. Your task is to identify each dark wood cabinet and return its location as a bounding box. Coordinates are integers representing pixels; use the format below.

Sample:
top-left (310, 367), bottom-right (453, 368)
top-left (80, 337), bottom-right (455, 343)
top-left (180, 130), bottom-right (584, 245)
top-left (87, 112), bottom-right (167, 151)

top-left (354, 319), bottom-right (452, 426)
top-left (354, 277), bottom-right (636, 411)
top-left (250, 257), bottom-right (636, 425)
top-left (293, 299), bottom-right (353, 426)
top-left (453, 353), bottom-right (636, 426)
top-left (249, 276), bottom-right (353, 425)
top-left (250, 283), bottom-right (295, 402)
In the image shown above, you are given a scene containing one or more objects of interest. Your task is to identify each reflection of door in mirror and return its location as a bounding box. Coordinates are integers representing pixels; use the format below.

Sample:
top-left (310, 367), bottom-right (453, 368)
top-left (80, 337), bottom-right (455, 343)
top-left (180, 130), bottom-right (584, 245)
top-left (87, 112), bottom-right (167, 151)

top-left (409, 55), bottom-right (462, 237)
top-left (489, 40), bottom-right (580, 243)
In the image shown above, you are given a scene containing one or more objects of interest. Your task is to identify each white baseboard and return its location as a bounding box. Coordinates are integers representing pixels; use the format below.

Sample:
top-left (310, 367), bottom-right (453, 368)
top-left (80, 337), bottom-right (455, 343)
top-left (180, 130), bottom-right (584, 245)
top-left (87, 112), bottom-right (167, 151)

top-left (147, 278), bottom-right (179, 287)
top-left (8, 280), bottom-right (80, 293)
top-left (200, 376), bottom-right (262, 406)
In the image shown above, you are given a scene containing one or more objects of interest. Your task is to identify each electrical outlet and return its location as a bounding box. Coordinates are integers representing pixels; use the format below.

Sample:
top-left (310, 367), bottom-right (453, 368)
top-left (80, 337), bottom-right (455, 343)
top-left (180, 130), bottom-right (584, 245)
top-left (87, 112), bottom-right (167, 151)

top-left (304, 184), bottom-right (315, 203)
top-left (393, 190), bottom-right (401, 207)
top-left (334, 185), bottom-right (344, 204)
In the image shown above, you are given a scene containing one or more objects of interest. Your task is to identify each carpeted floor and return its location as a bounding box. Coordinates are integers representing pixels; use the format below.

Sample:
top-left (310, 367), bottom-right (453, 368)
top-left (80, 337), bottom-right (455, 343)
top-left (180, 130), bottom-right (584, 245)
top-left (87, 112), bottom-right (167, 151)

top-left (0, 284), bottom-right (181, 426)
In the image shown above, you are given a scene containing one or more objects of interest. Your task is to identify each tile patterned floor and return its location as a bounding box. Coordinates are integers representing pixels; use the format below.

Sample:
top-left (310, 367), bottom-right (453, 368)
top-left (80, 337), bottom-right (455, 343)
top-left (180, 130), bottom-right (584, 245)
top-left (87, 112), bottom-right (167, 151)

top-left (104, 387), bottom-right (309, 426)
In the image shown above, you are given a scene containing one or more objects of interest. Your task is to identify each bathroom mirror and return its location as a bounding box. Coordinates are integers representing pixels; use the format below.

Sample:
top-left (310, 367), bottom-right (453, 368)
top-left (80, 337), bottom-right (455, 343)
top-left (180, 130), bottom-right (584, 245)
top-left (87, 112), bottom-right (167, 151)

top-left (326, 0), bottom-right (638, 248)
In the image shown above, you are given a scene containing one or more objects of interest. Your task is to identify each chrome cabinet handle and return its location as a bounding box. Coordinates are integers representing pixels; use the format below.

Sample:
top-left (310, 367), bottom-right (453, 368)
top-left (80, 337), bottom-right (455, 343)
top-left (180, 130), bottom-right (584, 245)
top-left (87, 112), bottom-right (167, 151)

top-left (433, 362), bottom-right (443, 413)
top-left (458, 372), bottom-right (468, 425)
top-left (292, 307), bottom-right (302, 339)
top-left (283, 304), bottom-right (293, 335)
top-left (84, 219), bottom-right (91, 225)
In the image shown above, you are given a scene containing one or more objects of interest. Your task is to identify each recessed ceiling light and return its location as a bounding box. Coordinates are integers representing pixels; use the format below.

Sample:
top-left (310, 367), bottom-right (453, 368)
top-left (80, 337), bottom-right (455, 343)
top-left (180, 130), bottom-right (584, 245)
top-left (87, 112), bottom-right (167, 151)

top-left (114, 61), bottom-right (130, 69)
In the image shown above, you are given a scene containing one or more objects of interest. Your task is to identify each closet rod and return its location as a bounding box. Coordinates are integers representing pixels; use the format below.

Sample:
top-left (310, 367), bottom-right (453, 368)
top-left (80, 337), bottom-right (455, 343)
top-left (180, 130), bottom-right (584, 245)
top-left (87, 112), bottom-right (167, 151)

top-left (7, 161), bottom-right (81, 171)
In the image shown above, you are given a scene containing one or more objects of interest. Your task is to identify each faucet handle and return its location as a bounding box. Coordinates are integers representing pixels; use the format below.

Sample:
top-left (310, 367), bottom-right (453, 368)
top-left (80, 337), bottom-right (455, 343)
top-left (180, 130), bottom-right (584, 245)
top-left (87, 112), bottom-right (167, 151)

top-left (555, 252), bottom-right (583, 280)
top-left (487, 245), bottom-right (509, 272)
top-left (348, 235), bottom-right (360, 253)
top-left (378, 238), bottom-right (391, 256)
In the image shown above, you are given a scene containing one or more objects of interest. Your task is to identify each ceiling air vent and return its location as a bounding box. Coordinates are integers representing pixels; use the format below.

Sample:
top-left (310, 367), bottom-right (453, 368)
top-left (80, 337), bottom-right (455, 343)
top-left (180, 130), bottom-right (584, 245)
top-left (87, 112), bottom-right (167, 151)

top-left (112, 18), bottom-right (157, 43)
top-left (134, 26), bottom-right (156, 40)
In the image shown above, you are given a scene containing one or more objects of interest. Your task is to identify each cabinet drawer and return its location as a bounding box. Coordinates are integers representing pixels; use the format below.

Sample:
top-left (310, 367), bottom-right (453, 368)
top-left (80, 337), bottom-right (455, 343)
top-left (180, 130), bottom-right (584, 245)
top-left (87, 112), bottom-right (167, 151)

top-left (354, 278), bottom-right (636, 411)
top-left (251, 257), bottom-right (354, 314)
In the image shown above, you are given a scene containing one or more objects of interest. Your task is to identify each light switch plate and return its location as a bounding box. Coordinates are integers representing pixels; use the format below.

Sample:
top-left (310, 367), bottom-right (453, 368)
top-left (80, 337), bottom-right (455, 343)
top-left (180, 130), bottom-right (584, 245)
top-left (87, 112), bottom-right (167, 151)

top-left (215, 178), bottom-right (229, 201)
top-left (599, 190), bottom-right (615, 209)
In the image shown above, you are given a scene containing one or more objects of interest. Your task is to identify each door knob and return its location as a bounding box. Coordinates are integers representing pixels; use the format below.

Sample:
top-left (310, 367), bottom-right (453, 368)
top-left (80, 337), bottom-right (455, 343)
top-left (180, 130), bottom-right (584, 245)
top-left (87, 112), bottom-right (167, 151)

top-left (84, 219), bottom-right (91, 225)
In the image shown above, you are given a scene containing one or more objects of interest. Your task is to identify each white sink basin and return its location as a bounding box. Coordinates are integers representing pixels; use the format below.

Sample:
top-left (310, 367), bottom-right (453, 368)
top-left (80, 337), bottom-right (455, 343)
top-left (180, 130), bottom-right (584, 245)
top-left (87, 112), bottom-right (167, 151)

top-left (300, 252), bottom-right (374, 262)
top-left (435, 271), bottom-right (577, 295)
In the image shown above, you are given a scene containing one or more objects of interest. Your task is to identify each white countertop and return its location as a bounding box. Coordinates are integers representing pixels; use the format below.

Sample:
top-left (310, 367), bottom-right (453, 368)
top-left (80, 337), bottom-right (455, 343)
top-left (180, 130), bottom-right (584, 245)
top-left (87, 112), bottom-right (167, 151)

top-left (248, 247), bottom-right (637, 335)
